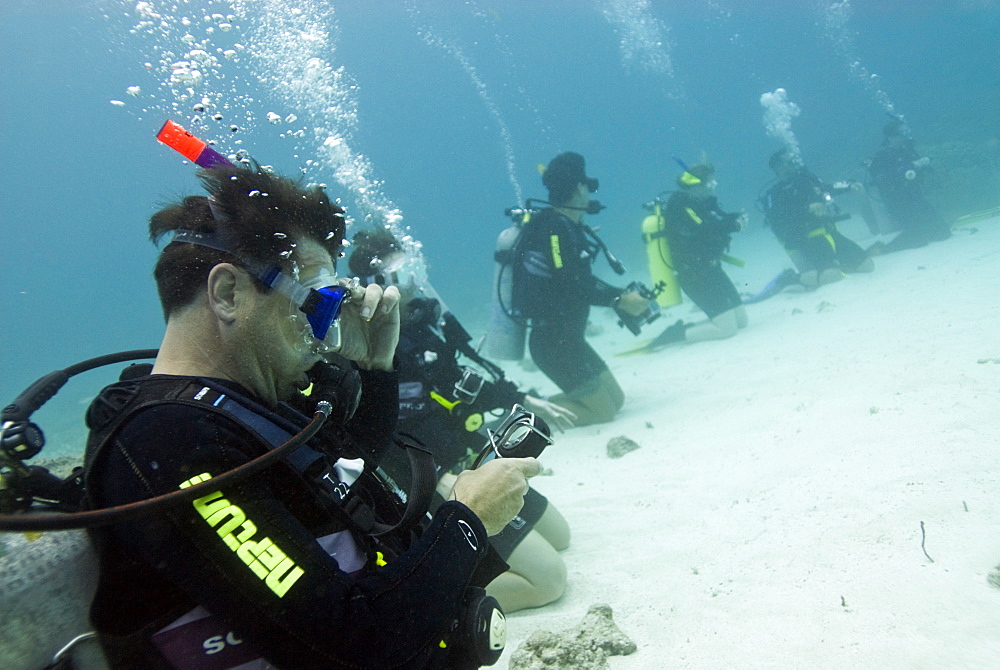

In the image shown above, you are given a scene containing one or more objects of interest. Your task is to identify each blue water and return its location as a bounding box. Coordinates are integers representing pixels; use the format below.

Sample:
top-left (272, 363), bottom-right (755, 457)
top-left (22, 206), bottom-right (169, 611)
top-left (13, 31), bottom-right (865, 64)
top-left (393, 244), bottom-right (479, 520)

top-left (2, 0), bottom-right (998, 450)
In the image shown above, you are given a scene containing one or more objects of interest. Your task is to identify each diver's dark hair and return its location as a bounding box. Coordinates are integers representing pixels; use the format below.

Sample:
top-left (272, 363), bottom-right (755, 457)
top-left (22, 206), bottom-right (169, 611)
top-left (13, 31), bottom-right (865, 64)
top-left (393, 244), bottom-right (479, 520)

top-left (768, 149), bottom-right (799, 173)
top-left (347, 228), bottom-right (400, 278)
top-left (543, 152), bottom-right (588, 205)
top-left (150, 164), bottom-right (346, 319)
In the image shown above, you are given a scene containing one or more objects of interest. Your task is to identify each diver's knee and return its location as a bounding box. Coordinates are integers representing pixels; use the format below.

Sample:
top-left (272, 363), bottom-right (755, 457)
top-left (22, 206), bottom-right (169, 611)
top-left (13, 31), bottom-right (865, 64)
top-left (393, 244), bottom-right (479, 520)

top-left (540, 559), bottom-right (567, 604)
top-left (588, 402), bottom-right (620, 424)
top-left (597, 370), bottom-right (624, 413)
top-left (818, 268), bottom-right (844, 285)
top-left (735, 306), bottom-right (749, 329)
top-left (711, 310), bottom-right (740, 338)
top-left (526, 554), bottom-right (567, 607)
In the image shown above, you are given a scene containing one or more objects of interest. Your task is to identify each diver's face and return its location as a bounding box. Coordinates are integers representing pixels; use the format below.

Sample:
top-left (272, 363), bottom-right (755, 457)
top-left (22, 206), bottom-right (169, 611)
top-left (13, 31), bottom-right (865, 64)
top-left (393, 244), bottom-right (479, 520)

top-left (570, 182), bottom-right (591, 208)
top-left (691, 180), bottom-right (715, 200)
top-left (378, 251), bottom-right (423, 306)
top-left (256, 238), bottom-right (335, 401)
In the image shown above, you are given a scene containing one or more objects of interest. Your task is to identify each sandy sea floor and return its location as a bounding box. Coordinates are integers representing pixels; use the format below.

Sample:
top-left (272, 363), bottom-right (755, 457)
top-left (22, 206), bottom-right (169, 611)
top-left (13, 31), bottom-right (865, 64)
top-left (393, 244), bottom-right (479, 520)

top-left (496, 215), bottom-right (1000, 669)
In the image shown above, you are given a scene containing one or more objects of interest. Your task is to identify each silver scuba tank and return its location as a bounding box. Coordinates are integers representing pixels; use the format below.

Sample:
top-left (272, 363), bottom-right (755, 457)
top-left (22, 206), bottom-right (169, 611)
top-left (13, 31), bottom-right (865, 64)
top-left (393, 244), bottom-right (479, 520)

top-left (0, 527), bottom-right (107, 668)
top-left (485, 224), bottom-right (526, 361)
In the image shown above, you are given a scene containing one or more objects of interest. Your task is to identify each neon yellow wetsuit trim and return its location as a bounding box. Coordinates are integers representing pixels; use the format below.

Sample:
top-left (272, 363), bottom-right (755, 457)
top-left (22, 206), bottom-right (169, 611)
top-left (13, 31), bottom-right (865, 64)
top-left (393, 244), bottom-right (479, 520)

top-left (549, 234), bottom-right (563, 269)
top-left (180, 473), bottom-right (305, 598)
top-left (807, 226), bottom-right (837, 252)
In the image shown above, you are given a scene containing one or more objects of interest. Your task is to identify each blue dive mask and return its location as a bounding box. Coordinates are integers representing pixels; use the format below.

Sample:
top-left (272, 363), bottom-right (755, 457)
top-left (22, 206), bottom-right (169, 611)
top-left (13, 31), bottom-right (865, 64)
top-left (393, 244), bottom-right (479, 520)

top-left (171, 229), bottom-right (350, 353)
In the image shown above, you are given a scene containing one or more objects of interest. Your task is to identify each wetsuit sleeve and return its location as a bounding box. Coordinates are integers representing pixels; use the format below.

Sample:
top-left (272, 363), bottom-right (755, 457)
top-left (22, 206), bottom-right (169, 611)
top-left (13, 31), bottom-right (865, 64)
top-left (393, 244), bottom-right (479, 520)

top-left (92, 404), bottom-right (488, 669)
top-left (587, 276), bottom-right (623, 308)
top-left (473, 376), bottom-right (525, 414)
top-left (345, 363), bottom-right (399, 466)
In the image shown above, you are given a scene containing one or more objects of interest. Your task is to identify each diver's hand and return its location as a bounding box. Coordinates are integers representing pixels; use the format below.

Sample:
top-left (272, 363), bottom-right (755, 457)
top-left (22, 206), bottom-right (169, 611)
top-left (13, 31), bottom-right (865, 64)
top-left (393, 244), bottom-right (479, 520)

top-left (614, 290), bottom-right (649, 317)
top-left (522, 395), bottom-right (577, 432)
top-left (450, 457), bottom-right (541, 536)
top-left (335, 281), bottom-right (400, 371)
top-left (808, 202), bottom-right (827, 217)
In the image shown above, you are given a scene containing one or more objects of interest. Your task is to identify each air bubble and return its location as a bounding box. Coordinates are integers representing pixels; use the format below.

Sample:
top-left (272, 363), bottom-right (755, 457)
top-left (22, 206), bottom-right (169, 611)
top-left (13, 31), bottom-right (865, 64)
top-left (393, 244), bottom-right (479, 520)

top-left (126, 86), bottom-right (141, 97)
top-left (266, 112), bottom-right (281, 124)
top-left (110, 100), bottom-right (126, 107)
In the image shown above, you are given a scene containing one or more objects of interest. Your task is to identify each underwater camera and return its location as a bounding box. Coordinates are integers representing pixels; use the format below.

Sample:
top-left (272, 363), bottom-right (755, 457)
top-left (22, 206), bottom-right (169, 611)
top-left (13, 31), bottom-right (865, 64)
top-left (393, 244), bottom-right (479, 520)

top-left (614, 281), bottom-right (664, 336)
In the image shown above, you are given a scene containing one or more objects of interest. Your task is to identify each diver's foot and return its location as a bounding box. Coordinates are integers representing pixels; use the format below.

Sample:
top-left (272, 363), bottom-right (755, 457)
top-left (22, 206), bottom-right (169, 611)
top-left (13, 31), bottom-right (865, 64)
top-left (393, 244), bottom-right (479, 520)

top-left (847, 257), bottom-right (875, 273)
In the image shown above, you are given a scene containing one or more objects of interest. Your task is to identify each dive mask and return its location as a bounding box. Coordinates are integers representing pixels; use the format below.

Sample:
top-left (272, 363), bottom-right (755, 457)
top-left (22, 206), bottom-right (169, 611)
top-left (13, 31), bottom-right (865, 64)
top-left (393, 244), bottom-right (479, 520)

top-left (171, 230), bottom-right (350, 353)
top-left (286, 270), bottom-right (350, 354)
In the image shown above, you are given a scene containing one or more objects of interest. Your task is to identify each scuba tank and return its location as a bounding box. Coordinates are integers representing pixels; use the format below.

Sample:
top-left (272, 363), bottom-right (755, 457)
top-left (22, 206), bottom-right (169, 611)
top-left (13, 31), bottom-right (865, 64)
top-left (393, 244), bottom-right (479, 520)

top-left (0, 528), bottom-right (104, 669)
top-left (641, 198), bottom-right (682, 308)
top-left (485, 207), bottom-right (531, 361)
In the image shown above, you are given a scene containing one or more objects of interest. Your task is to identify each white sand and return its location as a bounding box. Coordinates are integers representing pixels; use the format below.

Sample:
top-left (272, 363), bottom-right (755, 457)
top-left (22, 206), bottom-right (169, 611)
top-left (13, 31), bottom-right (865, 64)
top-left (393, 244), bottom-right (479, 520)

top-left (496, 216), bottom-right (1000, 669)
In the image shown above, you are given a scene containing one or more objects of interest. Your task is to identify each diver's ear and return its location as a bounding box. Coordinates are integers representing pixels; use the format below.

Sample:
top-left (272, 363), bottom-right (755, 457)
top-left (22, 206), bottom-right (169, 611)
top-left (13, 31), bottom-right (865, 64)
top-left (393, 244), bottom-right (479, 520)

top-left (206, 263), bottom-right (245, 324)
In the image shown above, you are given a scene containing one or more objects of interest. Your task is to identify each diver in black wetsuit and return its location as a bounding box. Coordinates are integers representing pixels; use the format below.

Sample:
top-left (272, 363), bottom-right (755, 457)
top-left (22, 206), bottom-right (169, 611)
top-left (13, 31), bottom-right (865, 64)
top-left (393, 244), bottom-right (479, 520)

top-left (649, 162), bottom-right (748, 348)
top-left (347, 230), bottom-right (571, 612)
top-left (761, 149), bottom-right (874, 288)
top-left (866, 120), bottom-right (950, 255)
top-left (84, 165), bottom-right (540, 669)
top-left (512, 152), bottom-right (651, 426)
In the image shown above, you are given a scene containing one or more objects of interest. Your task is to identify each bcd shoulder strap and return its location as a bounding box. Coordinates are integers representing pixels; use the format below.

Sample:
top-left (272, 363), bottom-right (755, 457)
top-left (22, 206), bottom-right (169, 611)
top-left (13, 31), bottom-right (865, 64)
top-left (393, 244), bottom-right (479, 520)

top-left (85, 375), bottom-right (436, 543)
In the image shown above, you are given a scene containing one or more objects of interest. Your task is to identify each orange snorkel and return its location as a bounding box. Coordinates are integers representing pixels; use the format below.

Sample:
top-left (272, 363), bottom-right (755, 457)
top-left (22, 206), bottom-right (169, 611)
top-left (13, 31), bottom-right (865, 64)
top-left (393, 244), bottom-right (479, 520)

top-left (156, 120), bottom-right (234, 169)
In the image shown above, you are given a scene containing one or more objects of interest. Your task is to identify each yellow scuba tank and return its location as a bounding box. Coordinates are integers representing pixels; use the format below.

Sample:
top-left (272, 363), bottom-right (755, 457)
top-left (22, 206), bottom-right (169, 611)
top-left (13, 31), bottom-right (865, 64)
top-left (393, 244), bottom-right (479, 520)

top-left (641, 203), bottom-right (682, 308)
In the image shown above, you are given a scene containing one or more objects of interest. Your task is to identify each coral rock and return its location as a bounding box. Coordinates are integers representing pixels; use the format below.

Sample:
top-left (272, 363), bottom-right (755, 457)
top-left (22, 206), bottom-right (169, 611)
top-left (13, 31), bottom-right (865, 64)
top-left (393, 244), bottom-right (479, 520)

top-left (509, 604), bottom-right (636, 670)
top-left (606, 436), bottom-right (641, 459)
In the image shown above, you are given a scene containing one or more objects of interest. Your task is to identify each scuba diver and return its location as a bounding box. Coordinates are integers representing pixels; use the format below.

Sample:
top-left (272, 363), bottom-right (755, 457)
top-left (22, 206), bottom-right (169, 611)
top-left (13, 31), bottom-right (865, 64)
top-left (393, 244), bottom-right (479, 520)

top-left (761, 149), bottom-right (875, 288)
top-left (0, 122), bottom-right (545, 670)
top-left (503, 152), bottom-right (653, 426)
top-left (866, 118), bottom-right (950, 255)
top-left (347, 229), bottom-right (572, 613)
top-left (644, 161), bottom-right (748, 349)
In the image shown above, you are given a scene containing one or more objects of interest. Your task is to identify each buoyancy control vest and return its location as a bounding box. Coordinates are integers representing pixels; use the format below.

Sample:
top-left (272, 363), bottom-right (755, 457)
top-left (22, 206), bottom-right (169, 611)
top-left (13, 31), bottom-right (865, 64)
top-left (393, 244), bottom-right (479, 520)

top-left (84, 373), bottom-right (435, 555)
top-left (83, 373), bottom-right (438, 670)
